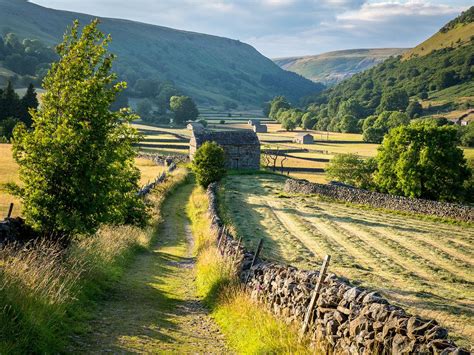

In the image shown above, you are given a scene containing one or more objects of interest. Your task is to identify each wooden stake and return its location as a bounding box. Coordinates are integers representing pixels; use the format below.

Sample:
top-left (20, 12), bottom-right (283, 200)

top-left (7, 203), bottom-right (14, 219)
top-left (300, 255), bottom-right (331, 337)
top-left (245, 238), bottom-right (264, 284)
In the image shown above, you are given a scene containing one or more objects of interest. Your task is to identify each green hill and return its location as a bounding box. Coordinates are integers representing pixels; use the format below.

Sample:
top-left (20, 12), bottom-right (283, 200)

top-left (274, 48), bottom-right (407, 86)
top-left (0, 0), bottom-right (322, 108)
top-left (302, 6), bottom-right (474, 128)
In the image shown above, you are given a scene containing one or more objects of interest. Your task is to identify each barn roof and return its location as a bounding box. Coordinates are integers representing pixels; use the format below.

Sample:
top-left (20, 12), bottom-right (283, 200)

top-left (192, 130), bottom-right (260, 146)
top-left (295, 132), bottom-right (313, 137)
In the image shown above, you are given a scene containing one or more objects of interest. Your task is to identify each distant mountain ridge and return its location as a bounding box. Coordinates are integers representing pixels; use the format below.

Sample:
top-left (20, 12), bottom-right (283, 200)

top-left (273, 48), bottom-right (407, 86)
top-left (0, 0), bottom-right (323, 107)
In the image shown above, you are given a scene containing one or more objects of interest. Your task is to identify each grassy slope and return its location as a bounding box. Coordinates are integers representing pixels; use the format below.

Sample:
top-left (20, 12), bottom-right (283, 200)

top-left (220, 174), bottom-right (474, 347)
top-left (404, 22), bottom-right (474, 59)
top-left (0, 0), bottom-right (320, 107)
top-left (274, 48), bottom-right (407, 85)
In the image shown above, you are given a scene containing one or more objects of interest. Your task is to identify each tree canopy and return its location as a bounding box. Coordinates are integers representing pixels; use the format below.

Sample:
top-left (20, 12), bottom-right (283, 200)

top-left (375, 120), bottom-right (471, 202)
top-left (170, 95), bottom-right (199, 124)
top-left (12, 19), bottom-right (145, 238)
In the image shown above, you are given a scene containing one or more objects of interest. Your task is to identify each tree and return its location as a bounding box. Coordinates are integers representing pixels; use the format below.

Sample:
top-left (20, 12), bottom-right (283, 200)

top-left (18, 83), bottom-right (39, 127)
top-left (375, 121), bottom-right (471, 202)
top-left (170, 95), bottom-right (199, 124)
top-left (12, 20), bottom-right (145, 238)
top-left (136, 99), bottom-right (153, 121)
top-left (326, 153), bottom-right (376, 189)
top-left (0, 117), bottom-right (19, 140)
top-left (192, 141), bottom-right (226, 187)
top-left (459, 123), bottom-right (474, 147)
top-left (377, 89), bottom-right (409, 113)
top-left (338, 114), bottom-right (359, 133)
top-left (281, 116), bottom-right (297, 131)
top-left (406, 101), bottom-right (423, 118)
top-left (301, 112), bottom-right (316, 129)
top-left (0, 81), bottom-right (20, 120)
top-left (269, 96), bottom-right (290, 120)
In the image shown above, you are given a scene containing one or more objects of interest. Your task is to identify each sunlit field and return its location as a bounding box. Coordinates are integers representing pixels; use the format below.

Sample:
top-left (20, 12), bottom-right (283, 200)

top-left (221, 174), bottom-right (474, 347)
top-left (0, 144), bottom-right (165, 217)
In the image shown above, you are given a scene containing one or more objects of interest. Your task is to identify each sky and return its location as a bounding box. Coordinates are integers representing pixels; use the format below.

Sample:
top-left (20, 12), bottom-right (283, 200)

top-left (30, 0), bottom-right (472, 58)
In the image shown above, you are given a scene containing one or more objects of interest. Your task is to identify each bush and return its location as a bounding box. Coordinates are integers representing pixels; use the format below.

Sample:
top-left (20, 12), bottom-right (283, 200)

top-left (326, 153), bottom-right (377, 189)
top-left (219, 120), bottom-right (225, 124)
top-left (459, 123), bottom-right (474, 147)
top-left (192, 141), bottom-right (226, 187)
top-left (198, 119), bottom-right (208, 127)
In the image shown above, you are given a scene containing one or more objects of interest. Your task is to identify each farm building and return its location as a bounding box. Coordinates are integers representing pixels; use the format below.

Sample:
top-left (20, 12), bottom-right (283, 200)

top-left (294, 132), bottom-right (314, 144)
top-left (187, 122), bottom-right (205, 132)
top-left (253, 124), bottom-right (268, 133)
top-left (248, 119), bottom-right (259, 126)
top-left (189, 130), bottom-right (260, 170)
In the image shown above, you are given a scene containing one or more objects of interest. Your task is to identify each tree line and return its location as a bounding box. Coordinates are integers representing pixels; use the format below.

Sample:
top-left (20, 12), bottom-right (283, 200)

top-left (0, 82), bottom-right (38, 141)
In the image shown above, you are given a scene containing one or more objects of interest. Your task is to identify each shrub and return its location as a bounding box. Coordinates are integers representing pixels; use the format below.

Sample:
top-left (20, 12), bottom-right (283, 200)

top-left (326, 153), bottom-right (377, 189)
top-left (192, 141), bottom-right (226, 187)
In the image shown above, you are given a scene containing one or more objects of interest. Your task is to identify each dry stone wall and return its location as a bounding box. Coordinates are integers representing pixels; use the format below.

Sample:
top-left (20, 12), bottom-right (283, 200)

top-left (207, 183), bottom-right (469, 354)
top-left (284, 179), bottom-right (474, 223)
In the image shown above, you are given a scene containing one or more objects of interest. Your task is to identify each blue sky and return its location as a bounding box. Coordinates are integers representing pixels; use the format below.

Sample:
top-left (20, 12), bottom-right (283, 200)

top-left (30, 1), bottom-right (472, 58)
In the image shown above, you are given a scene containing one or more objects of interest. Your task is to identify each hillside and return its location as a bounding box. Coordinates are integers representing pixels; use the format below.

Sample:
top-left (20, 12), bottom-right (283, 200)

top-left (301, 6), bottom-right (474, 131)
top-left (0, 0), bottom-right (323, 108)
top-left (274, 48), bottom-right (407, 86)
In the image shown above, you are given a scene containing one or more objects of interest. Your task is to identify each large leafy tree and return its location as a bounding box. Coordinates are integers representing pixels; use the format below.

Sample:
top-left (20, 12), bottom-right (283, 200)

top-left (170, 95), bottom-right (199, 124)
top-left (326, 153), bottom-right (377, 189)
top-left (375, 120), bottom-right (471, 202)
top-left (12, 20), bottom-right (145, 238)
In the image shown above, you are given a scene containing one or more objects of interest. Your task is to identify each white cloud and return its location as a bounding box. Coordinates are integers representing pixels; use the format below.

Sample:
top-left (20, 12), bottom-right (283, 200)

top-left (30, 0), bottom-right (472, 57)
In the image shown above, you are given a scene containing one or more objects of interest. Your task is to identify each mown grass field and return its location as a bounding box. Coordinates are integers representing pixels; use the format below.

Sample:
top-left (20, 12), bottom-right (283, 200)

top-left (0, 144), bottom-right (165, 218)
top-left (220, 174), bottom-right (474, 347)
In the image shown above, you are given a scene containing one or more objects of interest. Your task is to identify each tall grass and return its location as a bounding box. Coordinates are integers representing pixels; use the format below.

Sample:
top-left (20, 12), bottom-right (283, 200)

top-left (186, 185), bottom-right (308, 354)
top-left (0, 168), bottom-right (187, 354)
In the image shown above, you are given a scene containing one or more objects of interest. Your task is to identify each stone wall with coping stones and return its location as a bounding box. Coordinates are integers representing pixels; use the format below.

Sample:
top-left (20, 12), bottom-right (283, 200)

top-left (284, 179), bottom-right (474, 223)
top-left (206, 183), bottom-right (469, 354)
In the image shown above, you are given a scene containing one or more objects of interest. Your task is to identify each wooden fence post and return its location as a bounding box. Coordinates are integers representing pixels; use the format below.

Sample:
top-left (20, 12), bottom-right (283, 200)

top-left (245, 238), bottom-right (264, 284)
top-left (7, 203), bottom-right (14, 219)
top-left (300, 255), bottom-right (331, 337)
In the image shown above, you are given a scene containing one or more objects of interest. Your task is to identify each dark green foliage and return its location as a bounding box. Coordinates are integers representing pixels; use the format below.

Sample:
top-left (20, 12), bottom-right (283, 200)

top-left (170, 95), bottom-right (199, 125)
top-left (338, 115), bottom-right (359, 133)
top-left (302, 37), bottom-right (474, 134)
top-left (459, 123), bottom-right (474, 147)
top-left (362, 111), bottom-right (410, 143)
top-left (326, 153), bottom-right (377, 189)
top-left (192, 141), bottom-right (226, 187)
top-left (269, 96), bottom-right (291, 119)
top-left (136, 99), bottom-right (153, 122)
top-left (406, 101), bottom-right (423, 118)
top-left (377, 89), bottom-right (409, 113)
top-left (18, 83), bottom-right (38, 126)
top-left (12, 20), bottom-right (145, 238)
top-left (375, 121), bottom-right (471, 202)
top-left (0, 117), bottom-right (18, 140)
top-left (198, 119), bottom-right (208, 127)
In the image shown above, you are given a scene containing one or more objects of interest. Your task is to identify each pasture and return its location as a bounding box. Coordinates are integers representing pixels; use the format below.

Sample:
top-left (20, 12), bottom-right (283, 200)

top-left (220, 174), bottom-right (474, 347)
top-left (133, 119), bottom-right (473, 184)
top-left (0, 144), bottom-right (165, 218)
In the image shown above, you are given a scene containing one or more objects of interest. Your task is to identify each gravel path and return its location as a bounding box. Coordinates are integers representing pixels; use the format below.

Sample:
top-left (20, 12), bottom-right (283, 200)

top-left (69, 183), bottom-right (229, 353)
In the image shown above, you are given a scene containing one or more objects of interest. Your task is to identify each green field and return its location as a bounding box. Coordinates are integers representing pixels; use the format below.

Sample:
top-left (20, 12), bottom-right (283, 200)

top-left (220, 174), bottom-right (474, 347)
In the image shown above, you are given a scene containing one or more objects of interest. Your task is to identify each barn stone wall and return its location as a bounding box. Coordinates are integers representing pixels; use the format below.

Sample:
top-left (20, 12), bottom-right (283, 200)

top-left (284, 179), bottom-right (474, 223)
top-left (206, 183), bottom-right (468, 354)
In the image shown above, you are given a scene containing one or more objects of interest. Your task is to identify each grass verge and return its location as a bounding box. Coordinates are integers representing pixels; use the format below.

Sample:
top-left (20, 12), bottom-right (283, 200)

top-left (0, 168), bottom-right (188, 354)
top-left (186, 184), bottom-right (308, 354)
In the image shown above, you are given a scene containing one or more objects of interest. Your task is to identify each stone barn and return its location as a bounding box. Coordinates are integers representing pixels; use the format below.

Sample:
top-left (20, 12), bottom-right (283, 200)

top-left (294, 132), bottom-right (314, 144)
top-left (189, 130), bottom-right (260, 170)
top-left (253, 124), bottom-right (267, 133)
top-left (186, 122), bottom-right (205, 132)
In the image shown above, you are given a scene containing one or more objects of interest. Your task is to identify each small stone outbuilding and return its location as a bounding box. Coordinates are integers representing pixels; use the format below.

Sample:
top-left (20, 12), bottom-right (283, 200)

top-left (190, 130), bottom-right (260, 170)
top-left (294, 132), bottom-right (314, 144)
top-left (187, 122), bottom-right (205, 132)
top-left (248, 119), bottom-right (259, 126)
top-left (253, 124), bottom-right (268, 133)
